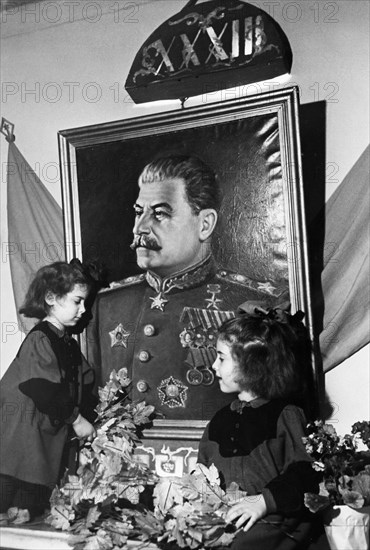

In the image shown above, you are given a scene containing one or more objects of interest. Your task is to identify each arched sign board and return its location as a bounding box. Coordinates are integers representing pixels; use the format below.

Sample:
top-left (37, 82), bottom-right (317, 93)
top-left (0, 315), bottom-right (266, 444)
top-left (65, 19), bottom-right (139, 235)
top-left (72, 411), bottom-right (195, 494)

top-left (125, 0), bottom-right (292, 104)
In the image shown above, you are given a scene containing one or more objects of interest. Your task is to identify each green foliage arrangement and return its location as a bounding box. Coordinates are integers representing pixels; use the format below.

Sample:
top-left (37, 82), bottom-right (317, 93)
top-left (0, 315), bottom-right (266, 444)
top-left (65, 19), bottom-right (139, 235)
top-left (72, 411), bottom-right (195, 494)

top-left (151, 463), bottom-right (244, 549)
top-left (47, 368), bottom-right (158, 546)
top-left (303, 420), bottom-right (370, 513)
top-left (47, 368), bottom-right (244, 549)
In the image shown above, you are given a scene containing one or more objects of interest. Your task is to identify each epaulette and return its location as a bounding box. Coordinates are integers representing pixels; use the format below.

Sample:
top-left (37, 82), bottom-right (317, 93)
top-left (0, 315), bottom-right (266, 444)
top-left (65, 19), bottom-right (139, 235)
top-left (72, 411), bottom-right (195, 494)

top-left (98, 273), bottom-right (146, 294)
top-left (215, 269), bottom-right (280, 297)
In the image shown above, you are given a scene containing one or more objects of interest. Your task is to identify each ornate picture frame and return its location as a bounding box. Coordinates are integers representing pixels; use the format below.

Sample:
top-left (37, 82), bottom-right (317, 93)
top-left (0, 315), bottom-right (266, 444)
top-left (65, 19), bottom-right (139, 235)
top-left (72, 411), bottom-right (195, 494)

top-left (59, 87), bottom-right (316, 467)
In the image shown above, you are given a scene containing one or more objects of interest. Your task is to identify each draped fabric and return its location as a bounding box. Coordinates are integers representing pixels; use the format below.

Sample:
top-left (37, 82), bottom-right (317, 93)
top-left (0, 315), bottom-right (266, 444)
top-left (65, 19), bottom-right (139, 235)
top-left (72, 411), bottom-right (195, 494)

top-left (6, 142), bottom-right (64, 333)
top-left (6, 141), bottom-right (369, 367)
top-left (319, 146), bottom-right (370, 372)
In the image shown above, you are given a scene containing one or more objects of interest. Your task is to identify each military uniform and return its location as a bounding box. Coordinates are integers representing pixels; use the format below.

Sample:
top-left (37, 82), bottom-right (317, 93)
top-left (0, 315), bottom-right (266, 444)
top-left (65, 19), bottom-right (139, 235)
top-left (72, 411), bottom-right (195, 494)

top-left (86, 255), bottom-right (285, 421)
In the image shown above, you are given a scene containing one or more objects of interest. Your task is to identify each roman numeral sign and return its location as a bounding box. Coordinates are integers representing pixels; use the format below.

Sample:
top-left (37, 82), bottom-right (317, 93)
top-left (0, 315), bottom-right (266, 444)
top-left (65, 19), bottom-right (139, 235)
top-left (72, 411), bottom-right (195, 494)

top-left (125, 0), bottom-right (292, 104)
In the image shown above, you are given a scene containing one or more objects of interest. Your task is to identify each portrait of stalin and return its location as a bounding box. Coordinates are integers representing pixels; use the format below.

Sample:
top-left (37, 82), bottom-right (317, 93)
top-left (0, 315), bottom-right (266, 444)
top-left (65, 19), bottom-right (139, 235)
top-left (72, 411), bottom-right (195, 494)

top-left (86, 155), bottom-right (282, 420)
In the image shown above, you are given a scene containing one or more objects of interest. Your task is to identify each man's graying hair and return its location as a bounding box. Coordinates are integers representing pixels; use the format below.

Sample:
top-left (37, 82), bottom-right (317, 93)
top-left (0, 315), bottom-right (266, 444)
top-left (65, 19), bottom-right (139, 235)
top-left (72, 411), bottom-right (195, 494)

top-left (138, 155), bottom-right (221, 214)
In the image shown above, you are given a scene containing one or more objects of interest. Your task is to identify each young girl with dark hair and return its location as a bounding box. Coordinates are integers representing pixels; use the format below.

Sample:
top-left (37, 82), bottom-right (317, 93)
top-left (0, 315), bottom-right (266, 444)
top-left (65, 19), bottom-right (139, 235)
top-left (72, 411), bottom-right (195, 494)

top-left (0, 261), bottom-right (97, 518)
top-left (197, 312), bottom-right (321, 550)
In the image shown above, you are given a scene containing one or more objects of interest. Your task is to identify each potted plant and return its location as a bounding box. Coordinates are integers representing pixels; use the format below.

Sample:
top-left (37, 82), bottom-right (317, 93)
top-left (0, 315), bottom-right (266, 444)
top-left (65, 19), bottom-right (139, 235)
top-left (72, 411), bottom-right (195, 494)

top-left (303, 420), bottom-right (370, 550)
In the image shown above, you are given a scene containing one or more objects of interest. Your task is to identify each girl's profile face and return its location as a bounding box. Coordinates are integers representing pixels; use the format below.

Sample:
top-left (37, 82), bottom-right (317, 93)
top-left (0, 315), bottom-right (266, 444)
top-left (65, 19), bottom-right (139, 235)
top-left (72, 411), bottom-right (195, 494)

top-left (45, 284), bottom-right (89, 330)
top-left (212, 338), bottom-right (241, 394)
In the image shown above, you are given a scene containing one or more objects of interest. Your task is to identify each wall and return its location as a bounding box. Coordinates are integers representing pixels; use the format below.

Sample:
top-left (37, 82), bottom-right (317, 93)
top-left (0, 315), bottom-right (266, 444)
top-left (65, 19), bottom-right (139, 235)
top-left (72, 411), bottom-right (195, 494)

top-left (1, 0), bottom-right (369, 435)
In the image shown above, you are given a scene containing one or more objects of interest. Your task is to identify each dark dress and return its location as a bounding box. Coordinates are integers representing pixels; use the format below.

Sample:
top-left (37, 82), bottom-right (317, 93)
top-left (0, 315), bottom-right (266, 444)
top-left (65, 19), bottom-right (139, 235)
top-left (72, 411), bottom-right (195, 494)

top-left (197, 398), bottom-right (321, 550)
top-left (0, 321), bottom-right (96, 514)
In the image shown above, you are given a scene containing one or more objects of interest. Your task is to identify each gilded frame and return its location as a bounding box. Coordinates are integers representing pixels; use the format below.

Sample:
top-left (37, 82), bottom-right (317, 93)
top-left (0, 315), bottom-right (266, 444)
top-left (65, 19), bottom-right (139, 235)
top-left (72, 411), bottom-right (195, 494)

top-left (58, 87), bottom-right (316, 441)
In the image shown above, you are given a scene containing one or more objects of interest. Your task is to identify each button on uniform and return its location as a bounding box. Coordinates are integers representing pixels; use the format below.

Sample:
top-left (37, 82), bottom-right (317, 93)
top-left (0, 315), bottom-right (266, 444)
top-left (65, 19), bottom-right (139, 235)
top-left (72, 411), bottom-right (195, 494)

top-left (143, 324), bottom-right (156, 337)
top-left (137, 380), bottom-right (149, 393)
top-left (138, 350), bottom-right (150, 362)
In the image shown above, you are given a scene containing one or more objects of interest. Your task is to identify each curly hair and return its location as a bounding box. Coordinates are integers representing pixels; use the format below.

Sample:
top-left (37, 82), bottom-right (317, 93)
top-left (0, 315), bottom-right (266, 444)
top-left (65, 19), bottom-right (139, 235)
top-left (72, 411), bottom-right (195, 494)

top-left (19, 261), bottom-right (91, 319)
top-left (138, 155), bottom-right (221, 214)
top-left (218, 315), bottom-right (307, 400)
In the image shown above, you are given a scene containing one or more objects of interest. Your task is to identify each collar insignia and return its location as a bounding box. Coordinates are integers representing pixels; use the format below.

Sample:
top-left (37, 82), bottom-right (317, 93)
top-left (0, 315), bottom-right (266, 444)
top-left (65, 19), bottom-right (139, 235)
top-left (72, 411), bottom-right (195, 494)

top-left (150, 293), bottom-right (169, 311)
top-left (145, 255), bottom-right (216, 312)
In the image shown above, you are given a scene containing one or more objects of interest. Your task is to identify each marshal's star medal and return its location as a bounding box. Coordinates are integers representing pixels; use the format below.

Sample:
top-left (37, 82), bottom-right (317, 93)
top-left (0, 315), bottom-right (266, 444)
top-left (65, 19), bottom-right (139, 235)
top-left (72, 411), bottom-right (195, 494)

top-left (150, 292), bottom-right (169, 311)
top-left (157, 376), bottom-right (188, 408)
top-left (109, 323), bottom-right (130, 348)
top-left (205, 284), bottom-right (222, 310)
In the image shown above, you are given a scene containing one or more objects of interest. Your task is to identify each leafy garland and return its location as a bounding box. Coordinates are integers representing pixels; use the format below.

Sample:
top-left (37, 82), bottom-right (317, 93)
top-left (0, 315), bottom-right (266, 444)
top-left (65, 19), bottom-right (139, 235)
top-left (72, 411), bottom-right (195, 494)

top-left (151, 464), bottom-right (244, 549)
top-left (47, 368), bottom-right (243, 549)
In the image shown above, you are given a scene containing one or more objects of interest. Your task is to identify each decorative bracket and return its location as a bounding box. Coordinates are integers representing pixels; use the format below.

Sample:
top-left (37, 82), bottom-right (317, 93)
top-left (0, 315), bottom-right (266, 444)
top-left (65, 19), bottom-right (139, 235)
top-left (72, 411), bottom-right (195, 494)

top-left (125, 0), bottom-right (293, 104)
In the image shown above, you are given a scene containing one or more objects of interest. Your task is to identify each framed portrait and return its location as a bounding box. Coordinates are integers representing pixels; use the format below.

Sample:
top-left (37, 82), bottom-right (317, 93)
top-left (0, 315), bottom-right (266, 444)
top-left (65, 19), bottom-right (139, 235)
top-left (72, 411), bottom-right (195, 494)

top-left (59, 87), bottom-right (317, 465)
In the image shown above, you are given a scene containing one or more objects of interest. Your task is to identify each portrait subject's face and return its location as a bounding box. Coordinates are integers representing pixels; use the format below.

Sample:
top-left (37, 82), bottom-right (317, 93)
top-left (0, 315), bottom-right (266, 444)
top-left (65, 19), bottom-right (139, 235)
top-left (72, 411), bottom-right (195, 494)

top-left (132, 178), bottom-right (206, 278)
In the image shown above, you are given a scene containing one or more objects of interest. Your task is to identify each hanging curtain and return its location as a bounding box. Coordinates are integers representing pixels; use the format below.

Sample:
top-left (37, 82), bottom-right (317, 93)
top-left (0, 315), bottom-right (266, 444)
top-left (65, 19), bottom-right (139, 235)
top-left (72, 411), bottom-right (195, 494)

top-left (319, 145), bottom-right (369, 372)
top-left (7, 142), bottom-right (65, 333)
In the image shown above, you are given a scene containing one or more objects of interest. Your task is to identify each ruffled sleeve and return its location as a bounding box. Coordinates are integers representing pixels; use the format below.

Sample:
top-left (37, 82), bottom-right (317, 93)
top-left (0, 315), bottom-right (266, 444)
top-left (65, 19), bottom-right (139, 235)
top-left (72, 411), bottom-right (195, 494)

top-left (262, 406), bottom-right (320, 515)
top-left (17, 329), bottom-right (77, 423)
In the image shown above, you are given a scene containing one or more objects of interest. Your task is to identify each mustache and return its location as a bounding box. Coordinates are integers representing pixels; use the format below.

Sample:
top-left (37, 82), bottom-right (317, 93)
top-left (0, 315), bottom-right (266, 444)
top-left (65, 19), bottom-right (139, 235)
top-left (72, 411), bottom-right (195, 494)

top-left (130, 234), bottom-right (161, 251)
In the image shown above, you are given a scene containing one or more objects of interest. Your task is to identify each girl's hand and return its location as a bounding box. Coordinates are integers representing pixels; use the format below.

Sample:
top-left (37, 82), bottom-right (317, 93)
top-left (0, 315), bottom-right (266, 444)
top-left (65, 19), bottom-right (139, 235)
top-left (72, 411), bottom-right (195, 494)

top-left (72, 414), bottom-right (96, 441)
top-left (225, 495), bottom-right (267, 532)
